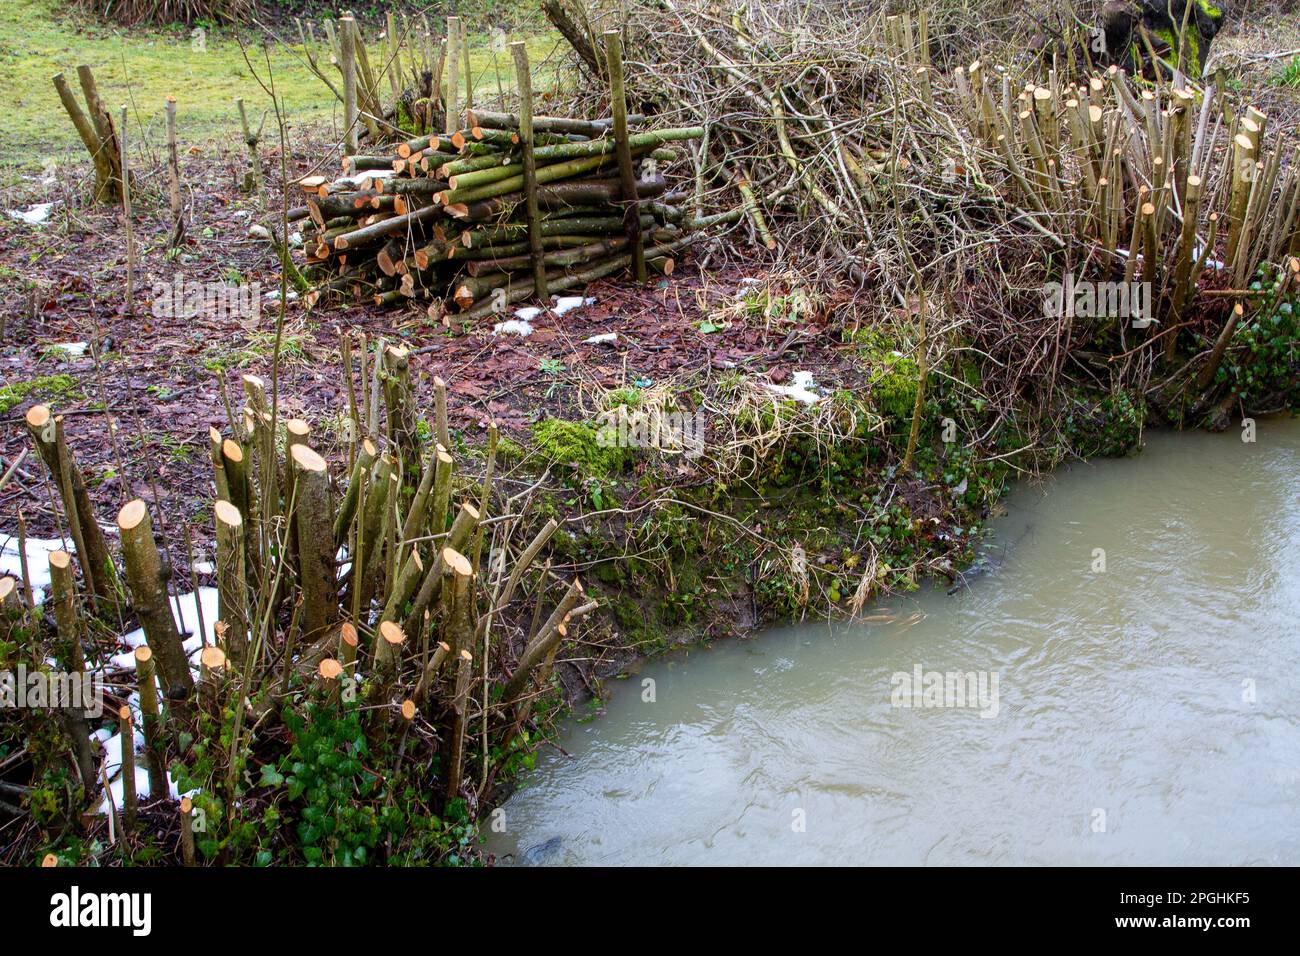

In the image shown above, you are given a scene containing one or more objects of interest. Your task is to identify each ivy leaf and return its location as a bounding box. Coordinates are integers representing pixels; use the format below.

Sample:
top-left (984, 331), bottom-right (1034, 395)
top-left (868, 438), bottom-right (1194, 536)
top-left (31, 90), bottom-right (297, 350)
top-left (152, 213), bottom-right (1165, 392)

top-left (258, 764), bottom-right (285, 788)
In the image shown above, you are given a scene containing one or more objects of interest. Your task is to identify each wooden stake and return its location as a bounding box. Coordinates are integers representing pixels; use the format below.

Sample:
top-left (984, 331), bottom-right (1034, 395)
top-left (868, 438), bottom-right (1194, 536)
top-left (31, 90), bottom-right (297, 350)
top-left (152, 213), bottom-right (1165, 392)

top-left (118, 105), bottom-right (135, 314)
top-left (445, 16), bottom-right (461, 137)
top-left (341, 15), bottom-right (360, 154)
top-left (165, 95), bottom-right (185, 245)
top-left (511, 40), bottom-right (549, 301)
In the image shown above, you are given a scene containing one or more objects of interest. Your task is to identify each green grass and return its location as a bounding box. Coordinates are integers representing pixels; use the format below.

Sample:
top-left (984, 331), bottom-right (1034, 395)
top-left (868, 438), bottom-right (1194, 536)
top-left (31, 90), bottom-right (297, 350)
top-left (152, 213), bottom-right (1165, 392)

top-left (0, 0), bottom-right (559, 173)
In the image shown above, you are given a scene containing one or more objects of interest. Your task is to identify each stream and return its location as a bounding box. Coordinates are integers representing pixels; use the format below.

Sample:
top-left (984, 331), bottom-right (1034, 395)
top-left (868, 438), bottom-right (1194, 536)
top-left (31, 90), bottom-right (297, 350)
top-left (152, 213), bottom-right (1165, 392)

top-left (484, 420), bottom-right (1300, 865)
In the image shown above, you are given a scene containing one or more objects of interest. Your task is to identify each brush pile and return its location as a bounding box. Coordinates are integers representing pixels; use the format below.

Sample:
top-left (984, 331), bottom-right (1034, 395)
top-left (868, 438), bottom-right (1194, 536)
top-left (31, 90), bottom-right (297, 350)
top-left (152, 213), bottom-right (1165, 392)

top-left (550, 0), bottom-right (1300, 417)
top-left (299, 111), bottom-right (705, 318)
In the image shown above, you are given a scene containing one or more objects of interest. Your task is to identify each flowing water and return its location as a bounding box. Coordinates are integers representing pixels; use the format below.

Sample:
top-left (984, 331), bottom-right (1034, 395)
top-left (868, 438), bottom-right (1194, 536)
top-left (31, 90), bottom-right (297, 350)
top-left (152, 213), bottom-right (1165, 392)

top-left (485, 420), bottom-right (1300, 866)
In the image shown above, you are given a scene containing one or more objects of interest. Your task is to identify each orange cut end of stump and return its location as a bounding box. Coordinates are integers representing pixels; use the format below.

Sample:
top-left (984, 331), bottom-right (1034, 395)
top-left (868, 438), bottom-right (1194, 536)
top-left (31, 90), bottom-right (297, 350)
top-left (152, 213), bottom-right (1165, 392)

top-left (441, 547), bottom-right (472, 576)
top-left (134, 646), bottom-right (153, 665)
top-left (25, 404), bottom-right (51, 428)
top-left (180, 796), bottom-right (193, 814)
top-left (401, 700), bottom-right (416, 720)
top-left (214, 499), bottom-right (242, 527)
top-left (340, 622), bottom-right (359, 647)
top-left (290, 443), bottom-right (327, 472)
top-left (117, 499), bottom-right (148, 531)
top-left (49, 549), bottom-right (70, 570)
top-left (319, 658), bottom-right (343, 680)
top-left (201, 646), bottom-right (227, 670)
top-left (118, 705), bottom-right (132, 722)
top-left (380, 620), bottom-right (406, 646)
top-left (41, 854), bottom-right (58, 868)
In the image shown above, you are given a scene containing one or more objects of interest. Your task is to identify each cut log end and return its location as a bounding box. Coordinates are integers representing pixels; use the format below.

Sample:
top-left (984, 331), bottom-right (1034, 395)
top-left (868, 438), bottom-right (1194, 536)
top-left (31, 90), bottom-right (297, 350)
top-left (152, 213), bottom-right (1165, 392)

top-left (379, 620), bottom-right (406, 646)
top-left (441, 547), bottom-right (472, 576)
top-left (290, 443), bottom-right (328, 473)
top-left (117, 498), bottom-right (148, 531)
top-left (214, 499), bottom-right (243, 528)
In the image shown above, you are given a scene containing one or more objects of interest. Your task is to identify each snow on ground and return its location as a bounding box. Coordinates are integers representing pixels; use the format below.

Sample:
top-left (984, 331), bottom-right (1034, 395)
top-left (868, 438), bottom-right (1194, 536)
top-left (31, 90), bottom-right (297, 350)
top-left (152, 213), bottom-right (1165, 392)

top-left (46, 342), bottom-right (89, 358)
top-left (7, 201), bottom-right (57, 226)
top-left (91, 588), bottom-right (221, 814)
top-left (762, 370), bottom-right (823, 405)
top-left (492, 318), bottom-right (534, 337)
top-left (110, 587), bottom-right (219, 673)
top-left (495, 296), bottom-right (599, 337)
top-left (0, 532), bottom-right (67, 604)
top-left (552, 295), bottom-right (595, 316)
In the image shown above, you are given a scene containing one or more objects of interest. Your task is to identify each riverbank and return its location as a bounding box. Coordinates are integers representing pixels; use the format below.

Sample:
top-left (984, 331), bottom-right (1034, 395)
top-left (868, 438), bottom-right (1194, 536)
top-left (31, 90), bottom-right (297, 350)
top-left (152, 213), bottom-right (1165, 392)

top-left (485, 419), bottom-right (1300, 865)
top-left (4, 1), bottom-right (1300, 867)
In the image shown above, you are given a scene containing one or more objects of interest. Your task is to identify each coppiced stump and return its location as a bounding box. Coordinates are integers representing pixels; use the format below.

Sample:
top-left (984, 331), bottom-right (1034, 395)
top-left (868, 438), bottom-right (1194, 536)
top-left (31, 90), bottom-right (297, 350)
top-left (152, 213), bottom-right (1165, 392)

top-left (291, 444), bottom-right (338, 643)
top-left (118, 500), bottom-right (194, 705)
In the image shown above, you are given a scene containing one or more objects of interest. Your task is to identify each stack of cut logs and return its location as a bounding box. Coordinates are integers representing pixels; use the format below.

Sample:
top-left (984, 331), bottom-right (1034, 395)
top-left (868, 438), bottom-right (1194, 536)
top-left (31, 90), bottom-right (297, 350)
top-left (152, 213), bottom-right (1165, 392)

top-left (299, 110), bottom-right (703, 318)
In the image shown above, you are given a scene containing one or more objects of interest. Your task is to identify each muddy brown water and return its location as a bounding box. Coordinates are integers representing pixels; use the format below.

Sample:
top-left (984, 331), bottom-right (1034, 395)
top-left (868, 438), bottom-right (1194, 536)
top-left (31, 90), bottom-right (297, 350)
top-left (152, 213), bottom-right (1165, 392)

top-left (484, 420), bottom-right (1300, 865)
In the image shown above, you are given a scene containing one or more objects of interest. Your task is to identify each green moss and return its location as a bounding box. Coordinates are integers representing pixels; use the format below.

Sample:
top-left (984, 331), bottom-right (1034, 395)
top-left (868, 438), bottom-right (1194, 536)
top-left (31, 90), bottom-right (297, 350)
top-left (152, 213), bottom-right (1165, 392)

top-left (0, 373), bottom-right (81, 414)
top-left (530, 416), bottom-right (625, 478)
top-left (849, 328), bottom-right (921, 420)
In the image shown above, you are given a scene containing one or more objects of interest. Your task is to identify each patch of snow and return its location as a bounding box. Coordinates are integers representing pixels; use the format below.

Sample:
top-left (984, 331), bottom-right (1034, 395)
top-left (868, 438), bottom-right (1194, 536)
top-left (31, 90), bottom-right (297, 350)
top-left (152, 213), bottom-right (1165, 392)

top-left (551, 295), bottom-right (595, 316)
top-left (264, 289), bottom-right (300, 302)
top-left (762, 370), bottom-right (822, 405)
top-left (115, 588), bottom-right (219, 666)
top-left (584, 332), bottom-right (618, 345)
top-left (514, 306), bottom-right (543, 322)
top-left (47, 342), bottom-right (89, 358)
top-left (99, 725), bottom-right (146, 781)
top-left (8, 202), bottom-right (58, 226)
top-left (96, 765), bottom-right (187, 815)
top-left (0, 533), bottom-right (66, 603)
top-left (493, 318), bottom-right (534, 337)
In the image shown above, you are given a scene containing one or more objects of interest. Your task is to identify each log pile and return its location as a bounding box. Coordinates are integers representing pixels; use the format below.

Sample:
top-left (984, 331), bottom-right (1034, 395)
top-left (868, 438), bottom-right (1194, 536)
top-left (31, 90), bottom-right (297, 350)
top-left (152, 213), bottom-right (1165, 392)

top-left (297, 37), bottom-right (705, 318)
